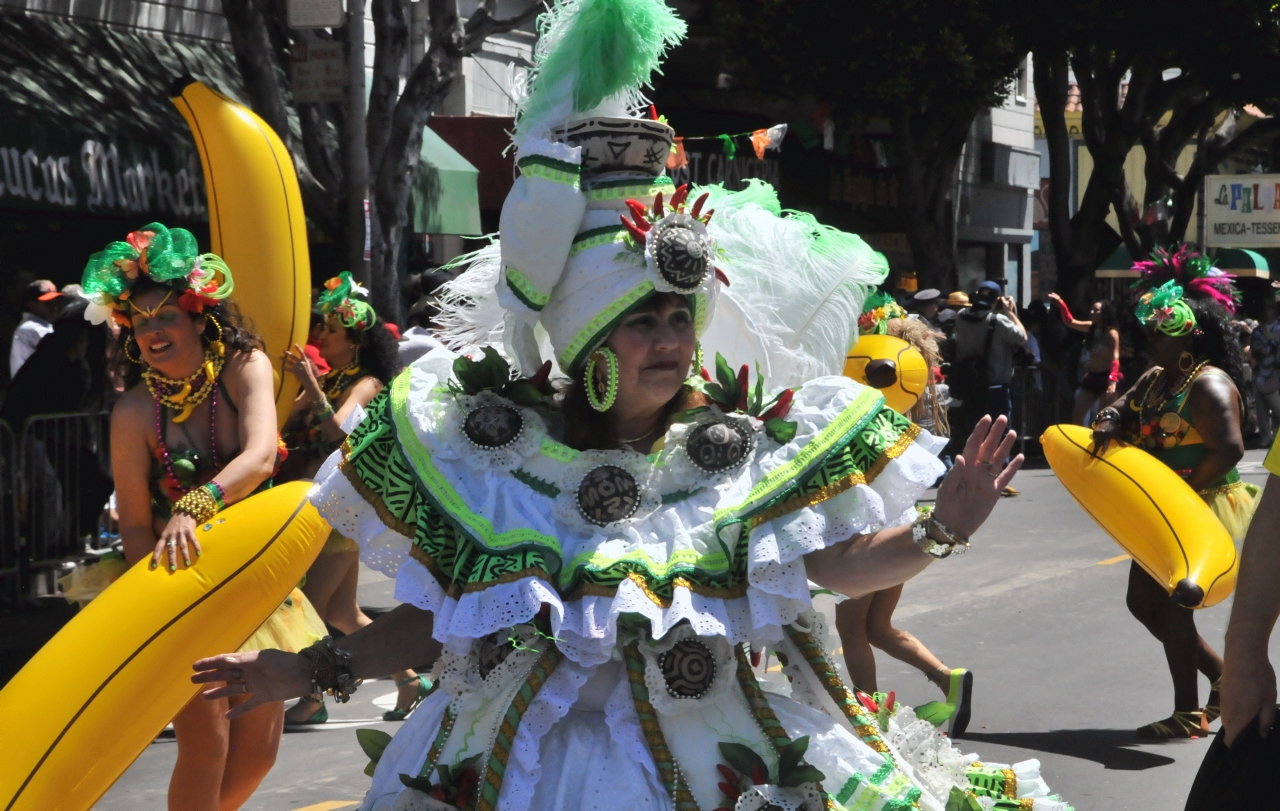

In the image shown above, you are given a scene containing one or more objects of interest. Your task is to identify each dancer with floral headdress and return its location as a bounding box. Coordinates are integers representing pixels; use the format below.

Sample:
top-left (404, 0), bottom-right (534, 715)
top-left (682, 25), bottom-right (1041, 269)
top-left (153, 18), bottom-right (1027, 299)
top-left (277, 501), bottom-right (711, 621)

top-left (279, 272), bottom-right (435, 725)
top-left (1092, 246), bottom-right (1260, 739)
top-left (191, 1), bottom-right (1071, 809)
top-left (85, 223), bottom-right (326, 810)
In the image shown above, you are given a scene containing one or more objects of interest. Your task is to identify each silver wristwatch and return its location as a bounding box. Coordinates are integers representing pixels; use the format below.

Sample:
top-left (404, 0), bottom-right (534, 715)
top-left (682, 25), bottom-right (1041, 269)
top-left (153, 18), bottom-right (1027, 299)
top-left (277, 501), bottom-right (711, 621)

top-left (912, 513), bottom-right (969, 559)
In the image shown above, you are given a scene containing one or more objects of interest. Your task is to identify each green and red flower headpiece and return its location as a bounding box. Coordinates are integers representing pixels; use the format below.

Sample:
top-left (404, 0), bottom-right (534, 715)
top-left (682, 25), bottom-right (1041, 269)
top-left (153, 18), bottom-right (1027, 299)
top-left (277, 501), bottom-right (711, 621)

top-left (315, 272), bottom-right (377, 331)
top-left (80, 222), bottom-right (234, 326)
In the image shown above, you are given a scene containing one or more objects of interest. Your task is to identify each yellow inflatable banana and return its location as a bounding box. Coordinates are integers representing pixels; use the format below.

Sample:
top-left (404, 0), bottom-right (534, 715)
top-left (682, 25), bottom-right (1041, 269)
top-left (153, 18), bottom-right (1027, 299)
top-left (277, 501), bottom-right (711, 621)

top-left (844, 334), bottom-right (929, 415)
top-left (1041, 423), bottom-right (1237, 608)
top-left (0, 483), bottom-right (329, 811)
top-left (172, 79), bottom-right (311, 427)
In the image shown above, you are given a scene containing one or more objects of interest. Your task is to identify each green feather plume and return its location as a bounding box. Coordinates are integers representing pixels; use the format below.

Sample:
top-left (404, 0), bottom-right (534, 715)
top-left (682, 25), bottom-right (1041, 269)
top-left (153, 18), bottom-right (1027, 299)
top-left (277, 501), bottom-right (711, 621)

top-left (515, 0), bottom-right (686, 141)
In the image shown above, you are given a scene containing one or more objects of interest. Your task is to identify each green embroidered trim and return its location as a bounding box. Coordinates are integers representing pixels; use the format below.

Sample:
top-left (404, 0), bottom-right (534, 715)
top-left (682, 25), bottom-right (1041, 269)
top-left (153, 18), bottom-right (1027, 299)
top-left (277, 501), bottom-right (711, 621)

top-left (713, 387), bottom-right (884, 537)
top-left (512, 468), bottom-right (559, 498)
top-left (475, 644), bottom-right (563, 811)
top-left (623, 644), bottom-right (701, 810)
top-left (539, 436), bottom-right (579, 463)
top-left (390, 372), bottom-right (562, 554)
top-left (584, 175), bottom-right (674, 201)
top-left (518, 154), bottom-right (581, 179)
top-left (567, 546), bottom-right (730, 582)
top-left (870, 762), bottom-right (894, 785)
top-left (569, 225), bottom-right (628, 257)
top-left (418, 707), bottom-right (458, 777)
top-left (560, 280), bottom-right (656, 371)
top-left (504, 265), bottom-right (551, 311)
top-left (836, 774), bottom-right (863, 804)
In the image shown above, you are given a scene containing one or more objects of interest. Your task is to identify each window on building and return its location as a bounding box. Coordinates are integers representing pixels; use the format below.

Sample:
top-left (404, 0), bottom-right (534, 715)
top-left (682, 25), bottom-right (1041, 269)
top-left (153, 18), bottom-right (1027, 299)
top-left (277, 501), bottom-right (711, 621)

top-left (1014, 56), bottom-right (1030, 105)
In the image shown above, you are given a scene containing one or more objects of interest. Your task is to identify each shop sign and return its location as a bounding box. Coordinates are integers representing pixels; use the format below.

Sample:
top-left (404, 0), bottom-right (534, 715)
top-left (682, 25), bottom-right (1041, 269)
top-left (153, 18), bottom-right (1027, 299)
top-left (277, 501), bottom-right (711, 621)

top-left (667, 147), bottom-right (780, 191)
top-left (0, 115), bottom-right (207, 220)
top-left (1205, 173), bottom-right (1280, 247)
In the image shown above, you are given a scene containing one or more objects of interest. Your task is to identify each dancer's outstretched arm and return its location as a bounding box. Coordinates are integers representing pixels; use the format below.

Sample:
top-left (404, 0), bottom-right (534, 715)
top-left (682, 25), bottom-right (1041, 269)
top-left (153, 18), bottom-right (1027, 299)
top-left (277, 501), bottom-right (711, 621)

top-left (193, 603), bottom-right (436, 720)
top-left (806, 414), bottom-right (1022, 598)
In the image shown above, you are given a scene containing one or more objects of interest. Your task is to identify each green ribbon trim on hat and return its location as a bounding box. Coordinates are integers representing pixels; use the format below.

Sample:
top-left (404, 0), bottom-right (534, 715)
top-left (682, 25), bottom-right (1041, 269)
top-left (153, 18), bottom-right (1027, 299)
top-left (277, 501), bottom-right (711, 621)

top-left (539, 437), bottom-right (580, 463)
top-left (505, 265), bottom-right (552, 311)
top-left (389, 371), bottom-right (562, 554)
top-left (584, 176), bottom-right (674, 202)
top-left (569, 225), bottom-right (629, 257)
top-left (517, 154), bottom-right (582, 189)
top-left (560, 279), bottom-right (656, 371)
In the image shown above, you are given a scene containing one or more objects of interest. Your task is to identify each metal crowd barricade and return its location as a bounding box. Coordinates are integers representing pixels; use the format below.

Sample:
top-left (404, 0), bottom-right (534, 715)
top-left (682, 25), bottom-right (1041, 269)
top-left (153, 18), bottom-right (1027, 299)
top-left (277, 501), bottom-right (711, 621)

top-left (1011, 365), bottom-right (1071, 455)
top-left (16, 412), bottom-right (113, 597)
top-left (0, 420), bottom-right (17, 602)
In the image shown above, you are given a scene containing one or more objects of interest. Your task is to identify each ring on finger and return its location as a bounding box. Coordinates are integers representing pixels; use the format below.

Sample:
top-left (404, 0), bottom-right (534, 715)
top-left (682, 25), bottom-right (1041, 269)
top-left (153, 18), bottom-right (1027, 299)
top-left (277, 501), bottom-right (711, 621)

top-left (166, 540), bottom-right (176, 548)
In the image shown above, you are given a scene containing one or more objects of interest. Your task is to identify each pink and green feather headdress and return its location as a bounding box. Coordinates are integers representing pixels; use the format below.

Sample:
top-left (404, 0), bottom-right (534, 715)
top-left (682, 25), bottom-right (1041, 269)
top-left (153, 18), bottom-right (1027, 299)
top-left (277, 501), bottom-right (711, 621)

top-left (1131, 244), bottom-right (1239, 314)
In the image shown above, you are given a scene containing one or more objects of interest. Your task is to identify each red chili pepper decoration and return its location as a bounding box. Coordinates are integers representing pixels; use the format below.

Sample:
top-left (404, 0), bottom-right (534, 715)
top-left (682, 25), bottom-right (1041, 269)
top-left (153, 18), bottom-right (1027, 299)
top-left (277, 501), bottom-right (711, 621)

top-left (701, 366), bottom-right (712, 381)
top-left (691, 192), bottom-right (710, 219)
top-left (714, 267), bottom-right (730, 286)
top-left (652, 191), bottom-right (665, 219)
top-left (750, 648), bottom-right (761, 667)
top-left (529, 359), bottom-right (552, 390)
top-left (760, 389), bottom-right (794, 422)
top-left (886, 691), bottom-right (896, 712)
top-left (670, 183), bottom-right (690, 210)
top-left (856, 691), bottom-right (880, 714)
top-left (752, 765), bottom-right (768, 786)
top-left (736, 364), bottom-right (750, 411)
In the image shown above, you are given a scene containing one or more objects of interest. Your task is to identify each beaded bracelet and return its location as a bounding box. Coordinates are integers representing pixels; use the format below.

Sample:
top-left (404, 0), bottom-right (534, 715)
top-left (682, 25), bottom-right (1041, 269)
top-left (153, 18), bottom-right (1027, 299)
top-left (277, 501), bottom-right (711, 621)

top-left (313, 397), bottom-right (337, 422)
top-left (174, 485), bottom-right (219, 524)
top-left (298, 636), bottom-right (360, 703)
top-left (204, 481), bottom-right (227, 511)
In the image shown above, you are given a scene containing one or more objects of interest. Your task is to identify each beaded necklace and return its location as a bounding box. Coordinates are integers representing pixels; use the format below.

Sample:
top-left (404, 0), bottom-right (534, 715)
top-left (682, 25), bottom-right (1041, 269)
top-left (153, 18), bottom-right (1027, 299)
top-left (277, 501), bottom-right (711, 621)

top-left (156, 372), bottom-right (219, 499)
top-left (143, 347), bottom-right (226, 424)
top-left (322, 358), bottom-right (362, 403)
top-left (1135, 360), bottom-right (1209, 421)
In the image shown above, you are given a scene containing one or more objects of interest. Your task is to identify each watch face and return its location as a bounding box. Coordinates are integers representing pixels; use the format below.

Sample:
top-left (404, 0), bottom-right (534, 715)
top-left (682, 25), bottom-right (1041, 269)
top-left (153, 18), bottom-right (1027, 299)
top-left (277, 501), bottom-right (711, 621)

top-left (685, 420), bottom-right (751, 472)
top-left (577, 465), bottom-right (641, 526)
top-left (464, 405), bottom-right (523, 448)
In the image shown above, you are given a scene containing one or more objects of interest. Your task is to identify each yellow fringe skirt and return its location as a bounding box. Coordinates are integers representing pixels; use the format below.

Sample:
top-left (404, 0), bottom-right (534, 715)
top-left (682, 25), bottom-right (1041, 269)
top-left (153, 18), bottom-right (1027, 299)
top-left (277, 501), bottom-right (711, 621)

top-left (1203, 481), bottom-right (1261, 543)
top-left (238, 588), bottom-right (327, 653)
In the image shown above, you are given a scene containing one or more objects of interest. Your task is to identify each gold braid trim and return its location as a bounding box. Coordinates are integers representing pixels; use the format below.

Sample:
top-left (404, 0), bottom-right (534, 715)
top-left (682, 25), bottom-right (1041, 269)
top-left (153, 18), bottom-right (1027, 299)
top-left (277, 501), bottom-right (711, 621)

top-left (1198, 480), bottom-right (1248, 499)
top-left (750, 423), bottom-right (921, 529)
top-left (1002, 769), bottom-right (1017, 800)
top-left (568, 572), bottom-right (748, 606)
top-left (623, 644), bottom-right (700, 810)
top-left (337, 440), bottom-right (416, 538)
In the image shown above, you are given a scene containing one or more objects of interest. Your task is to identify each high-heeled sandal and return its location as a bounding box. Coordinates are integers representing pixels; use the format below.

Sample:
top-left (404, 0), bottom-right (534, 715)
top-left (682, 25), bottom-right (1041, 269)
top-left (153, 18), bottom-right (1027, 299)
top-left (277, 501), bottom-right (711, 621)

top-left (382, 675), bottom-right (432, 722)
top-left (285, 693), bottom-right (328, 726)
top-left (1136, 710), bottom-right (1208, 739)
top-left (1204, 678), bottom-right (1222, 724)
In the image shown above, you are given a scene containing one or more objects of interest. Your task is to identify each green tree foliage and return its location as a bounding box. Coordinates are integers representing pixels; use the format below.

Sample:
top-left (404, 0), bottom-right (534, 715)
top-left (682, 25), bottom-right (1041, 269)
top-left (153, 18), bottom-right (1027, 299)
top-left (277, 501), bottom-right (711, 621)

top-left (718, 0), bottom-right (1025, 289)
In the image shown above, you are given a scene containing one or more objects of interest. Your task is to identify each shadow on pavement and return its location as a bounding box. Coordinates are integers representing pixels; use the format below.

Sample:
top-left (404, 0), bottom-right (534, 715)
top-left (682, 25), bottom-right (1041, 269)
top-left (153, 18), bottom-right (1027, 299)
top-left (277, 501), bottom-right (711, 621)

top-left (959, 729), bottom-right (1181, 770)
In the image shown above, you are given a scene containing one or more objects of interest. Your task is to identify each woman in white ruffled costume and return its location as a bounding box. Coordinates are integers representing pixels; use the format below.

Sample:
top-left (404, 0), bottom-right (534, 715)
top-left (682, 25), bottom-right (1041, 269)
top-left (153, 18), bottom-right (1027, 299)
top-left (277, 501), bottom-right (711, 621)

top-left (193, 2), bottom-right (1071, 809)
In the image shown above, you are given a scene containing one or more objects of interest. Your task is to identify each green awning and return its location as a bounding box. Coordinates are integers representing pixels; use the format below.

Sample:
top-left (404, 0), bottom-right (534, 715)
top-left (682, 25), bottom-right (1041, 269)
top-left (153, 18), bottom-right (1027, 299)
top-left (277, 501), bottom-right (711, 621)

top-left (1214, 248), bottom-right (1270, 277)
top-left (411, 126), bottom-right (482, 235)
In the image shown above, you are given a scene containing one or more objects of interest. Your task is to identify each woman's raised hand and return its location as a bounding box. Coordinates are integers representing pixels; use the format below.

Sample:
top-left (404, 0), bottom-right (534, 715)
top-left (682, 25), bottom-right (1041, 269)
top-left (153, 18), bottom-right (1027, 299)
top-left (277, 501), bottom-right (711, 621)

top-left (283, 343), bottom-right (322, 394)
top-left (931, 414), bottom-right (1022, 538)
top-left (192, 649), bottom-right (313, 720)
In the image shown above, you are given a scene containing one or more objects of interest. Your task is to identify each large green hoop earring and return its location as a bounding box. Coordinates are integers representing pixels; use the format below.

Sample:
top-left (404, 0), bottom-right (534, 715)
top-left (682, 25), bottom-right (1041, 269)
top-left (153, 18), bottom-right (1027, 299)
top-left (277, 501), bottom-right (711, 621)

top-left (585, 348), bottom-right (619, 412)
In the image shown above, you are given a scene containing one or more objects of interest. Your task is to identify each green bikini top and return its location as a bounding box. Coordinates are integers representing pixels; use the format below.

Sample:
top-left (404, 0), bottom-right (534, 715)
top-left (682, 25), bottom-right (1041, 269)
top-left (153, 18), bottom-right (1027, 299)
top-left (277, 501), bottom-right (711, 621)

top-left (1127, 366), bottom-right (1240, 487)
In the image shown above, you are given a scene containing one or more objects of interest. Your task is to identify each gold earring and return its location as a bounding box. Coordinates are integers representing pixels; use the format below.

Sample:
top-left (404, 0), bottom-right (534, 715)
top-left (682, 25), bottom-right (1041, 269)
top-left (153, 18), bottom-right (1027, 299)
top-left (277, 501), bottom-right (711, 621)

top-left (205, 314), bottom-right (225, 357)
top-left (124, 336), bottom-right (143, 365)
top-left (1178, 351), bottom-right (1195, 373)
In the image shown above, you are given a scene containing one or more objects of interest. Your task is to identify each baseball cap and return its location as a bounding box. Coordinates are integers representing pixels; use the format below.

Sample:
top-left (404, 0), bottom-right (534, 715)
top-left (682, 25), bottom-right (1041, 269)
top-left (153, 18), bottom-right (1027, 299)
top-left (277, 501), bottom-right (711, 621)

top-left (976, 280), bottom-right (1002, 294)
top-left (23, 280), bottom-right (64, 304)
top-left (912, 288), bottom-right (942, 302)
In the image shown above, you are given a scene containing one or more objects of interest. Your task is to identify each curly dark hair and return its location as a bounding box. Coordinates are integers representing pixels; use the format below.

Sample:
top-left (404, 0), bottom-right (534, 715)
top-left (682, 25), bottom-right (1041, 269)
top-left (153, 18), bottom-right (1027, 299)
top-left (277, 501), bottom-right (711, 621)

top-left (348, 321), bottom-right (402, 384)
top-left (111, 276), bottom-right (264, 389)
top-left (1089, 300), bottom-right (1119, 342)
top-left (1186, 296), bottom-right (1249, 393)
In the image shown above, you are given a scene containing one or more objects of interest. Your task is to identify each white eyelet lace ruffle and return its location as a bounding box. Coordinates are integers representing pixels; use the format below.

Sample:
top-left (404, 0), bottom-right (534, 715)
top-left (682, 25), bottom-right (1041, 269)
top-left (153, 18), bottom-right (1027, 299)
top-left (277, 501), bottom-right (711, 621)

top-left (438, 389), bottom-right (547, 472)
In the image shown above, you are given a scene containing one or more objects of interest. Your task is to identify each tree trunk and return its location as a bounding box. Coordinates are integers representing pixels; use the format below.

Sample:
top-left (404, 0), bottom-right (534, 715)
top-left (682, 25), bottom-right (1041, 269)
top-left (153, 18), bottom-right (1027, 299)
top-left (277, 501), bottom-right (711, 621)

top-left (895, 108), bottom-right (968, 291)
top-left (345, 0), bottom-right (372, 285)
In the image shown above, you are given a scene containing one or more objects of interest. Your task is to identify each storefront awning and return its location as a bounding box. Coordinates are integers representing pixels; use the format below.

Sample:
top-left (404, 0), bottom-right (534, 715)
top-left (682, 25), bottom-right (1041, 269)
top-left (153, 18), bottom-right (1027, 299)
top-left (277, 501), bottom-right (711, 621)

top-left (411, 127), bottom-right (482, 236)
top-left (1214, 248), bottom-right (1271, 278)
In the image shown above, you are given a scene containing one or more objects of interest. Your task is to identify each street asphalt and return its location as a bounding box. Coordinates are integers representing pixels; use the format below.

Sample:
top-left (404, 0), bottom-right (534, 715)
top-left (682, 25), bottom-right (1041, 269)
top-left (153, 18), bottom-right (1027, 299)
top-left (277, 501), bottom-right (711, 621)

top-left (95, 449), bottom-right (1278, 811)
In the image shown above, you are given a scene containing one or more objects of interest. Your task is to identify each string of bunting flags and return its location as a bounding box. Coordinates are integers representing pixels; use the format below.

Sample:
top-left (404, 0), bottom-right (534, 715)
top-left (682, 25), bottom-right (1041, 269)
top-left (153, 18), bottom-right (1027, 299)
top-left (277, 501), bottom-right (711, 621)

top-left (666, 123), bottom-right (788, 169)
